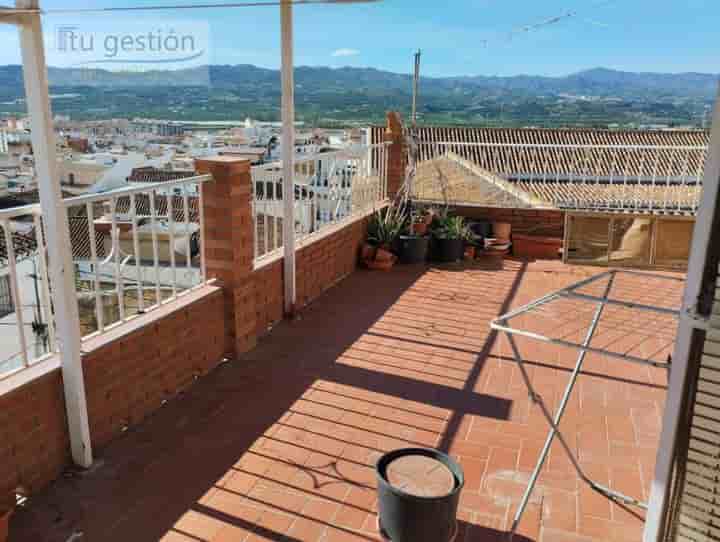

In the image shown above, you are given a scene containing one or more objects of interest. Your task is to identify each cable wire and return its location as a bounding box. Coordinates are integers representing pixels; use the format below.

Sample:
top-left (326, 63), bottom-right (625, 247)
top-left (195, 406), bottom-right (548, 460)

top-left (0, 0), bottom-right (380, 16)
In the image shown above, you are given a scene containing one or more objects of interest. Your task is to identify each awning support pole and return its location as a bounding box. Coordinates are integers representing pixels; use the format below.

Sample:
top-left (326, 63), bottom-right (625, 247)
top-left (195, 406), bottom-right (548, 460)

top-left (16, 0), bottom-right (93, 467)
top-left (280, 0), bottom-right (296, 314)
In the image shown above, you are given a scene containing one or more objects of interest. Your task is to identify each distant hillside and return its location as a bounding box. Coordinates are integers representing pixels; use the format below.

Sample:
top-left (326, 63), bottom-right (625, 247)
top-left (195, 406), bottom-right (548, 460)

top-left (0, 64), bottom-right (714, 98)
top-left (0, 65), bottom-right (716, 127)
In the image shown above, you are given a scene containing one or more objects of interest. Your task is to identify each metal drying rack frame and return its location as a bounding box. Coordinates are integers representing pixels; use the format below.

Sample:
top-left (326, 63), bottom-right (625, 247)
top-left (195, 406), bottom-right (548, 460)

top-left (489, 269), bottom-right (683, 537)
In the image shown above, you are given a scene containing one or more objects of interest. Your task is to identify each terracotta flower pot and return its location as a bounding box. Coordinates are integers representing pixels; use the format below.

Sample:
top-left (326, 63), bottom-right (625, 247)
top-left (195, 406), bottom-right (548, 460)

top-left (361, 242), bottom-right (377, 262)
top-left (411, 222), bottom-right (428, 236)
top-left (492, 222), bottom-right (512, 242)
top-left (375, 247), bottom-right (395, 263)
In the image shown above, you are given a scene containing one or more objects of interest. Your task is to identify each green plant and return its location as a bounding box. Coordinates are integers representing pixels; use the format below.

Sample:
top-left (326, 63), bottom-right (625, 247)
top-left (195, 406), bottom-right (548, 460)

top-left (367, 204), bottom-right (406, 248)
top-left (431, 215), bottom-right (472, 241)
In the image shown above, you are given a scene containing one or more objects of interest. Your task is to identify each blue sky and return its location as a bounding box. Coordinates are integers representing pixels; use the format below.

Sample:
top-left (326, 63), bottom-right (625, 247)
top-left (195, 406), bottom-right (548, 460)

top-left (0, 0), bottom-right (718, 77)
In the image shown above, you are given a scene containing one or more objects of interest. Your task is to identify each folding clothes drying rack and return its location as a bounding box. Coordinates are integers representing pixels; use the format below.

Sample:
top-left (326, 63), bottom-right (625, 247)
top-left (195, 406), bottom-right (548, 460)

top-left (489, 269), bottom-right (684, 536)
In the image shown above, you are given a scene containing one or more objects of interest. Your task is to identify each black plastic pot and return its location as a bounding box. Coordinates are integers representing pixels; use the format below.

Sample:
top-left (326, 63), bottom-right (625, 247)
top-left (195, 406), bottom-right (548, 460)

top-left (398, 236), bottom-right (429, 264)
top-left (470, 220), bottom-right (492, 239)
top-left (376, 448), bottom-right (464, 542)
top-left (431, 238), bottom-right (465, 263)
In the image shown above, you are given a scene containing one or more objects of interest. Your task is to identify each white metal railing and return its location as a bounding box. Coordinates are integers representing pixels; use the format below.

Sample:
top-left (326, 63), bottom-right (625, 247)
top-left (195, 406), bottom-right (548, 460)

top-left (0, 174), bottom-right (211, 380)
top-left (62, 174), bottom-right (212, 339)
top-left (0, 203), bottom-right (55, 379)
top-left (251, 143), bottom-right (389, 262)
top-left (418, 141), bottom-right (709, 214)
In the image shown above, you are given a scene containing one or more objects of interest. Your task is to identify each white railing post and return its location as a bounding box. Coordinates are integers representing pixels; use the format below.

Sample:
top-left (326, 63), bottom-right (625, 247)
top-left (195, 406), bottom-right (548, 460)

top-left (16, 0), bottom-right (93, 468)
top-left (280, 0), bottom-right (296, 314)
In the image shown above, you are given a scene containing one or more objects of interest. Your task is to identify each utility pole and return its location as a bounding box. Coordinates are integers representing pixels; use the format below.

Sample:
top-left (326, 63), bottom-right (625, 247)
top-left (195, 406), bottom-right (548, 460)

top-left (412, 49), bottom-right (421, 127)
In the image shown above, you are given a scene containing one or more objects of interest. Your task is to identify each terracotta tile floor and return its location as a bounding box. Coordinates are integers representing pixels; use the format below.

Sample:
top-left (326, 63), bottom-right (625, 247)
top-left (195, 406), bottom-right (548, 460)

top-left (11, 259), bottom-right (684, 542)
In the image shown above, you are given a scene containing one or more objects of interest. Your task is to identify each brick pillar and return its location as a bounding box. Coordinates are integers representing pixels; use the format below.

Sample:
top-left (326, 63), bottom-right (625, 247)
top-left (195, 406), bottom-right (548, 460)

top-left (195, 157), bottom-right (257, 358)
top-left (385, 111), bottom-right (407, 199)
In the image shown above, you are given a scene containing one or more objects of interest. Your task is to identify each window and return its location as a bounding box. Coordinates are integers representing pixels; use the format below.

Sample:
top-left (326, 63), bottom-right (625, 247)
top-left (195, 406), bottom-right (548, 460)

top-left (565, 212), bottom-right (694, 270)
top-left (565, 215), bottom-right (610, 264)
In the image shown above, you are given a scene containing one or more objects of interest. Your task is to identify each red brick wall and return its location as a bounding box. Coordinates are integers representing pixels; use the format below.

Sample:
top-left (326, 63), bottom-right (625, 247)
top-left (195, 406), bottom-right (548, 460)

top-left (83, 287), bottom-right (226, 448)
top-left (0, 286), bottom-right (226, 502)
top-left (0, 371), bottom-right (69, 499)
top-left (254, 218), bottom-right (368, 336)
top-left (451, 205), bottom-right (566, 237)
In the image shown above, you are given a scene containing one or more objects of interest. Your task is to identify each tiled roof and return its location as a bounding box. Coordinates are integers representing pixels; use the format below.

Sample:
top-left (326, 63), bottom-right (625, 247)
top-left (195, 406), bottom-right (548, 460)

top-left (516, 179), bottom-right (701, 213)
top-left (414, 152), bottom-right (702, 214)
top-left (372, 125), bottom-right (709, 179)
top-left (413, 155), bottom-right (537, 208)
top-left (127, 167), bottom-right (196, 184)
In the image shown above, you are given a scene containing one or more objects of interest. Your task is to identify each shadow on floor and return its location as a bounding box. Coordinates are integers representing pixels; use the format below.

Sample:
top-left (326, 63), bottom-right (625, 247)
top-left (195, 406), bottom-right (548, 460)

top-left (11, 263), bottom-right (522, 542)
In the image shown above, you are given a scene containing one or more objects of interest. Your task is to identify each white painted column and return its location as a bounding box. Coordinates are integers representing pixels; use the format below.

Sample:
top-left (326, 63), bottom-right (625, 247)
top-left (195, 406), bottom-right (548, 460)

top-left (16, 0), bottom-right (93, 468)
top-left (643, 87), bottom-right (720, 541)
top-left (280, 0), bottom-right (296, 314)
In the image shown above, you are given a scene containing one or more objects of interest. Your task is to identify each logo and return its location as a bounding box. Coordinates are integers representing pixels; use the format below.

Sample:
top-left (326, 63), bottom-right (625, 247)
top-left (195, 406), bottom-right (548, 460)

top-left (49, 20), bottom-right (210, 85)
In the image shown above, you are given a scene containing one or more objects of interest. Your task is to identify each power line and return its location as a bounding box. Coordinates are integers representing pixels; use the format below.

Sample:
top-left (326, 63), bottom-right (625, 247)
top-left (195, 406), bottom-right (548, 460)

top-left (479, 0), bottom-right (616, 47)
top-left (0, 0), bottom-right (380, 16)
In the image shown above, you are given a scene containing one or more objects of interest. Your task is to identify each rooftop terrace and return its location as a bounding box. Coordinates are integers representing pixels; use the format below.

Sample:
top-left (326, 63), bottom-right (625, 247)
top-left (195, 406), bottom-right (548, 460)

top-left (10, 259), bottom-right (683, 542)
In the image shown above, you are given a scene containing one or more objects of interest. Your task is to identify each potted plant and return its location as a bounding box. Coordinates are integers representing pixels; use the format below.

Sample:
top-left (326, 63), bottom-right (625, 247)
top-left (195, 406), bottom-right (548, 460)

top-left (408, 205), bottom-right (436, 236)
top-left (410, 214), bottom-right (428, 236)
top-left (364, 204), bottom-right (405, 270)
top-left (398, 221), bottom-right (430, 265)
top-left (430, 215), bottom-right (472, 263)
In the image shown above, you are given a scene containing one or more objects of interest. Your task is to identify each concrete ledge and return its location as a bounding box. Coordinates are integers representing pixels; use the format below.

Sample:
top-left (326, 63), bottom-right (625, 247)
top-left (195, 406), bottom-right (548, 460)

top-left (0, 283), bottom-right (224, 398)
top-left (81, 283), bottom-right (222, 353)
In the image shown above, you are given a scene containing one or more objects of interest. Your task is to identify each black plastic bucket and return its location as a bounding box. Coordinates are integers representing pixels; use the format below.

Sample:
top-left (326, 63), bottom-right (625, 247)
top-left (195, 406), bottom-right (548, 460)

top-left (398, 236), bottom-right (429, 264)
top-left (470, 220), bottom-right (492, 239)
top-left (376, 448), bottom-right (464, 542)
top-left (431, 238), bottom-right (464, 263)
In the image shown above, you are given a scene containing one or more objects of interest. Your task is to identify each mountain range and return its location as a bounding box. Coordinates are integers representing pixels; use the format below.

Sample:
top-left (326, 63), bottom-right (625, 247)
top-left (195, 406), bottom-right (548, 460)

top-left (0, 65), bottom-right (716, 127)
top-left (0, 65), bottom-right (716, 97)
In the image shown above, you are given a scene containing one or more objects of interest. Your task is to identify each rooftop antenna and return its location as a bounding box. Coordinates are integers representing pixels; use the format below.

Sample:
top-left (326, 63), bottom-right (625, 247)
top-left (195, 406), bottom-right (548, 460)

top-left (411, 49), bottom-right (421, 127)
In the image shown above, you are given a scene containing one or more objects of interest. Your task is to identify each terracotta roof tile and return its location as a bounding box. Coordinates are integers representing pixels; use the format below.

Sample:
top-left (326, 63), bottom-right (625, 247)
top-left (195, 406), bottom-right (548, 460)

top-left (372, 125), bottom-right (709, 179)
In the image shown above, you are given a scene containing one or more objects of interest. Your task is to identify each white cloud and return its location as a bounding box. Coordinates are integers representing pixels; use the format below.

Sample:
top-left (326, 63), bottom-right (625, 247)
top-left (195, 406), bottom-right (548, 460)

top-left (331, 48), bottom-right (360, 58)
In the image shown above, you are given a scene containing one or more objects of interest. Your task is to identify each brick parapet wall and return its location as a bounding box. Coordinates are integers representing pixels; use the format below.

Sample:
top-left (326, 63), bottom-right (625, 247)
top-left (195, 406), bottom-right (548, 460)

top-left (0, 285), bottom-right (226, 503)
top-left (451, 205), bottom-right (566, 237)
top-left (0, 371), bottom-right (69, 498)
top-left (254, 218), bottom-right (368, 336)
top-left (82, 287), bottom-right (226, 448)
